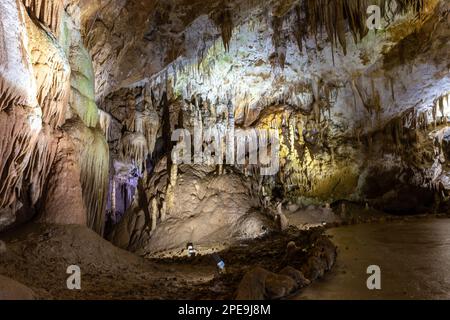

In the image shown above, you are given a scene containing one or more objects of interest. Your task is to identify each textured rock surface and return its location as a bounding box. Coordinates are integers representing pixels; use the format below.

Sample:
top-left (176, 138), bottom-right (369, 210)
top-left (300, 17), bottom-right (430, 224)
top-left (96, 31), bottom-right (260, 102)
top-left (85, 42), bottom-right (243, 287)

top-left (0, 223), bottom-right (333, 300)
top-left (0, 0), bottom-right (109, 233)
top-left (0, 275), bottom-right (35, 300)
top-left (93, 0), bottom-right (450, 256)
top-left (110, 164), bottom-right (275, 254)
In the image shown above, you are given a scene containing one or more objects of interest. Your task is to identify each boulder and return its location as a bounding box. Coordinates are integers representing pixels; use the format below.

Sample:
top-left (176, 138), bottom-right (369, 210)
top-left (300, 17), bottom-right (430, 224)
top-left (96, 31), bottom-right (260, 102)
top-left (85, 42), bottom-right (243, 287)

top-left (279, 266), bottom-right (310, 288)
top-left (235, 267), bottom-right (298, 300)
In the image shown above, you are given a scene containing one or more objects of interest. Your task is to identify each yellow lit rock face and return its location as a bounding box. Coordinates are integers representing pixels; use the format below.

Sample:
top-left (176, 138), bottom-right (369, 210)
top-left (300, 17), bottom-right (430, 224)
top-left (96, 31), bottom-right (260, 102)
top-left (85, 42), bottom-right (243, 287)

top-left (251, 105), bottom-right (361, 203)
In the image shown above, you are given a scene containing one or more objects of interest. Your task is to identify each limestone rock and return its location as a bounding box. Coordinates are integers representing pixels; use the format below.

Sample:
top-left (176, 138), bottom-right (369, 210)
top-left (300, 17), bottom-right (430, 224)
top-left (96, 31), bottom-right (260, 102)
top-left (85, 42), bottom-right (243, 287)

top-left (0, 240), bottom-right (6, 254)
top-left (265, 272), bottom-right (298, 299)
top-left (39, 134), bottom-right (87, 226)
top-left (235, 266), bottom-right (298, 300)
top-left (279, 266), bottom-right (310, 288)
top-left (0, 275), bottom-right (35, 300)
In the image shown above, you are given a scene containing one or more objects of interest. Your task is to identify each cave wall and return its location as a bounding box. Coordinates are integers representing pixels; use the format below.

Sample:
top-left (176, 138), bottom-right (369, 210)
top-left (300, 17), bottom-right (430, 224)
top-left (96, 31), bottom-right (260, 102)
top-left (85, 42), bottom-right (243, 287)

top-left (1, 0), bottom-right (449, 253)
top-left (98, 0), bottom-right (449, 255)
top-left (0, 0), bottom-right (109, 234)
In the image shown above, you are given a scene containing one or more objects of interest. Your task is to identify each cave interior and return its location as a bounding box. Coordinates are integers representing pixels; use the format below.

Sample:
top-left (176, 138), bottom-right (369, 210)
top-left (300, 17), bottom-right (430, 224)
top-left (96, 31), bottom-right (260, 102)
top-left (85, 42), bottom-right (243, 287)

top-left (0, 0), bottom-right (449, 300)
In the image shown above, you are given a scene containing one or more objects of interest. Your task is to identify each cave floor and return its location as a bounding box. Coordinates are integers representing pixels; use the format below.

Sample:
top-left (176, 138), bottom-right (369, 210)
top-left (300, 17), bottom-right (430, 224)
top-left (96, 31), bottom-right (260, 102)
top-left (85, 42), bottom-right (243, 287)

top-left (0, 223), bottom-right (329, 299)
top-left (0, 224), bottom-right (215, 299)
top-left (1, 215), bottom-right (449, 300)
top-left (295, 217), bottom-right (450, 300)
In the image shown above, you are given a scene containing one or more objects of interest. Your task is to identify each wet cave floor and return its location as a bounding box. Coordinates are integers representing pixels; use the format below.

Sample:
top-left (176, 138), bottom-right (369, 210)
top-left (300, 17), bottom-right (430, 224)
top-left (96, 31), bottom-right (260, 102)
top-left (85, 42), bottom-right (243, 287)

top-left (295, 217), bottom-right (450, 300)
top-left (0, 214), bottom-right (449, 300)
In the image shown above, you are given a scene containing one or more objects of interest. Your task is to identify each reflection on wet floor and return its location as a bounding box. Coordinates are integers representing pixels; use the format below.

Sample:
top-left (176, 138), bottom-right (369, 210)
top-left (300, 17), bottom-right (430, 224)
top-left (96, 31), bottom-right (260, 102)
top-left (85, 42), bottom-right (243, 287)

top-left (295, 218), bottom-right (450, 300)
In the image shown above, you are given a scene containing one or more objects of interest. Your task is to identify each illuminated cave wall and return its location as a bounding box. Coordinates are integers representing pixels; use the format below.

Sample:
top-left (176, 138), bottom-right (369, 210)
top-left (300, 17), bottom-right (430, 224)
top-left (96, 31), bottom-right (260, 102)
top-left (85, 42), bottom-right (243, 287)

top-left (97, 0), bottom-right (449, 253)
top-left (0, 0), bottom-right (108, 233)
top-left (0, 0), bottom-right (449, 252)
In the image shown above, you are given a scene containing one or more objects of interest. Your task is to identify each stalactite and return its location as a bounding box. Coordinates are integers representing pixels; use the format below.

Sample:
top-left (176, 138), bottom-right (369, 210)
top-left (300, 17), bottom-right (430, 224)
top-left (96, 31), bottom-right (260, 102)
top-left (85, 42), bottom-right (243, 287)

top-left (121, 133), bottom-right (149, 174)
top-left (160, 201), bottom-right (167, 222)
top-left (212, 8), bottom-right (233, 52)
top-left (0, 0), bottom-right (38, 111)
top-left (26, 10), bottom-right (71, 129)
top-left (135, 107), bottom-right (160, 156)
top-left (297, 0), bottom-right (425, 54)
top-left (79, 129), bottom-right (109, 235)
top-left (69, 42), bottom-right (99, 129)
top-left (111, 178), bottom-right (116, 223)
top-left (98, 109), bottom-right (111, 140)
top-left (165, 163), bottom-right (178, 216)
top-left (438, 96), bottom-right (445, 125)
top-left (22, 0), bottom-right (64, 36)
top-left (353, 78), bottom-right (382, 118)
top-left (0, 107), bottom-right (40, 209)
top-left (151, 197), bottom-right (158, 232)
top-left (293, 4), bottom-right (307, 53)
top-left (432, 103), bottom-right (437, 129)
top-left (24, 125), bottom-right (58, 206)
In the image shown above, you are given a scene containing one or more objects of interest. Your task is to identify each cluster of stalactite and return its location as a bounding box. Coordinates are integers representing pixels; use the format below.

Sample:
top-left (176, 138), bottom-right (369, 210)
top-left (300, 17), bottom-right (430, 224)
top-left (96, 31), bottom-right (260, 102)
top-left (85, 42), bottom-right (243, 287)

top-left (0, 108), bottom-right (40, 209)
top-left (102, 85), bottom-right (163, 228)
top-left (118, 89), bottom-right (161, 174)
top-left (1, 0), bottom-right (113, 234)
top-left (22, 0), bottom-right (64, 35)
top-left (98, 109), bottom-right (112, 139)
top-left (136, 72), bottom-right (344, 204)
top-left (432, 92), bottom-right (449, 128)
top-left (291, 0), bottom-right (425, 60)
top-left (0, 0), bottom-right (64, 223)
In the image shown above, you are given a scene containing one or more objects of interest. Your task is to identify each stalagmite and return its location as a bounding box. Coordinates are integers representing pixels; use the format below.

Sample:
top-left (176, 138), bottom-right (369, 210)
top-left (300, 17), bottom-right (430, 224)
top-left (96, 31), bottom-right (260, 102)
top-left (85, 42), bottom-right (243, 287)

top-left (40, 134), bottom-right (87, 225)
top-left (80, 130), bottom-right (109, 234)
top-left (165, 163), bottom-right (178, 215)
top-left (151, 197), bottom-right (158, 232)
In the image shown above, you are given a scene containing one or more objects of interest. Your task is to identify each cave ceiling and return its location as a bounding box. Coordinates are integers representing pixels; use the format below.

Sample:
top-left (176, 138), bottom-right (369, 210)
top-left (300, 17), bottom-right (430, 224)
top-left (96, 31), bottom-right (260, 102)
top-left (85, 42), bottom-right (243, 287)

top-left (67, 0), bottom-right (450, 137)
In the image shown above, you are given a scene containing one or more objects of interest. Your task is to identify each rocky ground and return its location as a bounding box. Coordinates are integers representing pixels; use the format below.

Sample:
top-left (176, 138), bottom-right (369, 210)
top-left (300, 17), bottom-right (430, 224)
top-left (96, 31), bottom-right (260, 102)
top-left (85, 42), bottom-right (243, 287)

top-left (1, 208), bottom-right (449, 300)
top-left (0, 223), bottom-right (335, 300)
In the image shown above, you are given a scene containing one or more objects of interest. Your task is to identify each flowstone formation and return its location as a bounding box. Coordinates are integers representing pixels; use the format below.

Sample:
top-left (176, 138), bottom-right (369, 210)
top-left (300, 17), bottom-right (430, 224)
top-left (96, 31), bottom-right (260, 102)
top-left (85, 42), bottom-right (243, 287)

top-left (0, 0), bottom-right (109, 233)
